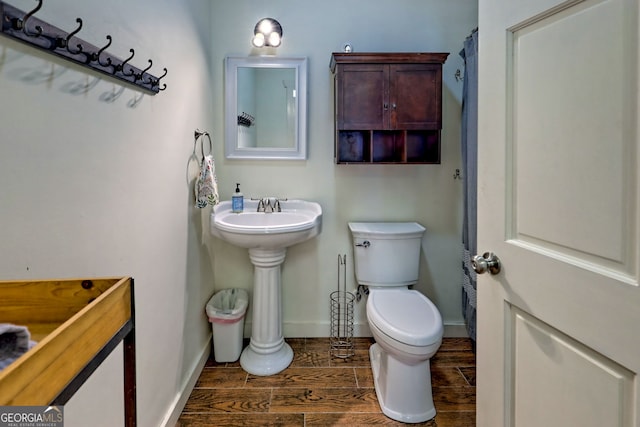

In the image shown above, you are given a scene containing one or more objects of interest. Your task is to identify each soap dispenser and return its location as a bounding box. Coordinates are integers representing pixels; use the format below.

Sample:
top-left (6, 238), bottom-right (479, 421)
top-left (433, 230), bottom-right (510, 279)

top-left (232, 183), bottom-right (244, 213)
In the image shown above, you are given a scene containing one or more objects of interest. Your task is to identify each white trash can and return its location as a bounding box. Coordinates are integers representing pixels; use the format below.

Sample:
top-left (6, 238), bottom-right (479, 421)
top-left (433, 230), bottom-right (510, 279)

top-left (206, 288), bottom-right (249, 363)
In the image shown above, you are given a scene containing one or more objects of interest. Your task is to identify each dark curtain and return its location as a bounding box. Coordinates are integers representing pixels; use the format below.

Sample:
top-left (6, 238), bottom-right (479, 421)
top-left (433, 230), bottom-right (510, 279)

top-left (460, 29), bottom-right (478, 343)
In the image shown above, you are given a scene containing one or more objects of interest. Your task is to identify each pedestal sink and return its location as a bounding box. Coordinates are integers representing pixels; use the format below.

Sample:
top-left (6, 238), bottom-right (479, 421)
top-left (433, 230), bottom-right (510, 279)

top-left (210, 199), bottom-right (322, 376)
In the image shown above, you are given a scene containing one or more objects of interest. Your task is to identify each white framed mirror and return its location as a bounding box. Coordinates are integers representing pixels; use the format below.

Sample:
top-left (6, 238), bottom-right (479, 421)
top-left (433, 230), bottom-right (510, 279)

top-left (225, 56), bottom-right (308, 160)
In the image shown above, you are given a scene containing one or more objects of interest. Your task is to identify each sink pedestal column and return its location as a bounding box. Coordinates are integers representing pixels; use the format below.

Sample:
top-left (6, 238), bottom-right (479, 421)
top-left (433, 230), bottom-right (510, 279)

top-left (240, 248), bottom-right (292, 376)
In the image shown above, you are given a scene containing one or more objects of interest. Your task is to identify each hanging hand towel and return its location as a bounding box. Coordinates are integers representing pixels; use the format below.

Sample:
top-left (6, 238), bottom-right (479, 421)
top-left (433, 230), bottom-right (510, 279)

top-left (194, 130), bottom-right (219, 208)
top-left (195, 154), bottom-right (220, 208)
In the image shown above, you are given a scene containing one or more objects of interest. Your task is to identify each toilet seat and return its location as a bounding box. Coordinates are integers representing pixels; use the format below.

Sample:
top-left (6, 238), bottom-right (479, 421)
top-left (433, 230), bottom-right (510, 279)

top-left (367, 289), bottom-right (442, 347)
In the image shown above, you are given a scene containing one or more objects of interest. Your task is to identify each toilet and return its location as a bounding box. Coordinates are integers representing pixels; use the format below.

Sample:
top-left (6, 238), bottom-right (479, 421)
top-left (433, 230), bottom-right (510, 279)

top-left (349, 222), bottom-right (443, 423)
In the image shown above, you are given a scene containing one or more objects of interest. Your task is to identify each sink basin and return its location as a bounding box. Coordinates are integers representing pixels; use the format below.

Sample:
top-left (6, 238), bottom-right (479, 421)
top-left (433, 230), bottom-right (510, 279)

top-left (210, 199), bottom-right (322, 249)
top-left (209, 198), bottom-right (322, 376)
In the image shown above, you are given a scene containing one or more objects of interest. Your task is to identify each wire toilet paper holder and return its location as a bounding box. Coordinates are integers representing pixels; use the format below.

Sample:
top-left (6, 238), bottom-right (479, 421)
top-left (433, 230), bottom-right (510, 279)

top-left (330, 254), bottom-right (355, 359)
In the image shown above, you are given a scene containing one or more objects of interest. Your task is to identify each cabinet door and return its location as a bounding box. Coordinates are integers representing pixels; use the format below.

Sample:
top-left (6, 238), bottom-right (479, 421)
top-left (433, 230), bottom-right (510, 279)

top-left (390, 64), bottom-right (441, 130)
top-left (336, 64), bottom-right (388, 130)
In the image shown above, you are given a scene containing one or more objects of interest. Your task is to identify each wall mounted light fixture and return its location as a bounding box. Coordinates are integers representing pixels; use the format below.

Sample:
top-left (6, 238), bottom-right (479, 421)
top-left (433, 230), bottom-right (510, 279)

top-left (251, 18), bottom-right (283, 48)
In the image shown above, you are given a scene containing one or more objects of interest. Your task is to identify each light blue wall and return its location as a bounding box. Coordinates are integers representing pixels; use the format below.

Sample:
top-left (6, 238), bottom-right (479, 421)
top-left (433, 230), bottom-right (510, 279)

top-left (208, 0), bottom-right (478, 337)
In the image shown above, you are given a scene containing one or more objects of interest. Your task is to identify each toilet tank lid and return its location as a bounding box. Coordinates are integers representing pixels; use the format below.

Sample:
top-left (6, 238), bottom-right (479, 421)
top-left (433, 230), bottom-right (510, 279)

top-left (348, 222), bottom-right (425, 239)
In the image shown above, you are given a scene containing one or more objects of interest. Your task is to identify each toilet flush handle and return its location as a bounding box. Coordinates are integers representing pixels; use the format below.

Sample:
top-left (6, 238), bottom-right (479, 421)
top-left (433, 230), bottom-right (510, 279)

top-left (356, 240), bottom-right (370, 248)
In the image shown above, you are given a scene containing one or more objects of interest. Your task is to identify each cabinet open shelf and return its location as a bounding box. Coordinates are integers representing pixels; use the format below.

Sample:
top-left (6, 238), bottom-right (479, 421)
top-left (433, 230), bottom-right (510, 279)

top-left (337, 130), bottom-right (440, 164)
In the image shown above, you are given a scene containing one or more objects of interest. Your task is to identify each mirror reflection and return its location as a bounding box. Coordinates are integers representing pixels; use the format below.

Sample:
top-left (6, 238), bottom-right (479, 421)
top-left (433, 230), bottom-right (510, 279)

top-left (237, 67), bottom-right (296, 149)
top-left (225, 56), bottom-right (307, 160)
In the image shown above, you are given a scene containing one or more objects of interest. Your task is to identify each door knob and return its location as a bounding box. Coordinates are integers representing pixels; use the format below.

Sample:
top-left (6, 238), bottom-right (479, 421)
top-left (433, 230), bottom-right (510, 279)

top-left (472, 252), bottom-right (501, 275)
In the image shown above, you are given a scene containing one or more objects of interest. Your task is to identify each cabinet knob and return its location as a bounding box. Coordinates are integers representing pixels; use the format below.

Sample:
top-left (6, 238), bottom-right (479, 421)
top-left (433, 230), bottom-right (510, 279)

top-left (383, 103), bottom-right (388, 110)
top-left (392, 103), bottom-right (396, 109)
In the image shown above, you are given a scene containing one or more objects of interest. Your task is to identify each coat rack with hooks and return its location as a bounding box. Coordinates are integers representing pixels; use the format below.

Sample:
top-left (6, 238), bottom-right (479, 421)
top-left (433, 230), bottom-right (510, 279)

top-left (0, 0), bottom-right (167, 94)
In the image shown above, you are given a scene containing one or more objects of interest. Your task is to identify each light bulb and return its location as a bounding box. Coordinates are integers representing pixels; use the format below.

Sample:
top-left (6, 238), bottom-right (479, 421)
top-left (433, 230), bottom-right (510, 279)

top-left (258, 19), bottom-right (273, 34)
top-left (268, 32), bottom-right (281, 47)
top-left (252, 33), bottom-right (265, 48)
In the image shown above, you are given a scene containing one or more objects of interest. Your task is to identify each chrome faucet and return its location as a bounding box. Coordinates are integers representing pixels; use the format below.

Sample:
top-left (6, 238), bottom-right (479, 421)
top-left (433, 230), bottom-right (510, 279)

top-left (256, 197), bottom-right (285, 213)
top-left (256, 198), bottom-right (274, 213)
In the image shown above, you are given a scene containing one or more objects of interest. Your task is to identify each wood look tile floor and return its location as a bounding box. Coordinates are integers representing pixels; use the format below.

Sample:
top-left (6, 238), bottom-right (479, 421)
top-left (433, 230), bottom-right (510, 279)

top-left (177, 337), bottom-right (476, 426)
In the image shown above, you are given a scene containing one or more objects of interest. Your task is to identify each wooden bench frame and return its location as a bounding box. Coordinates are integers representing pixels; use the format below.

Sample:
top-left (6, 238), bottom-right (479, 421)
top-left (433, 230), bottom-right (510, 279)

top-left (0, 277), bottom-right (136, 426)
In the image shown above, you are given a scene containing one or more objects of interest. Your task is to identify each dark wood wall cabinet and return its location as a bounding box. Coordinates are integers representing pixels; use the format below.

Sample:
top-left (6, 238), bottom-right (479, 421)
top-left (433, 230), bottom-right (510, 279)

top-left (330, 52), bottom-right (449, 164)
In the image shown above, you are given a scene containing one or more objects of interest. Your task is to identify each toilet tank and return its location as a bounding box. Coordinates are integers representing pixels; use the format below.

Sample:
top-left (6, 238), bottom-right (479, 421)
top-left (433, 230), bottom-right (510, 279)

top-left (348, 222), bottom-right (426, 287)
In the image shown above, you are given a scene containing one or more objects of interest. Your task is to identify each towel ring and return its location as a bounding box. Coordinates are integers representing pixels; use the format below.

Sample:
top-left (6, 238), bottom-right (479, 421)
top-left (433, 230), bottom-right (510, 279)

top-left (194, 129), bottom-right (212, 162)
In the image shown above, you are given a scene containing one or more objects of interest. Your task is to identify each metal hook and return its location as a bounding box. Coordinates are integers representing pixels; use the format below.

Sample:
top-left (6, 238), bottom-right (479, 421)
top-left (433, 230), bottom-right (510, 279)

top-left (114, 49), bottom-right (136, 74)
top-left (13, 0), bottom-right (43, 37)
top-left (116, 49), bottom-right (136, 76)
top-left (135, 59), bottom-right (152, 82)
top-left (92, 35), bottom-right (112, 66)
top-left (65, 18), bottom-right (84, 55)
top-left (156, 68), bottom-right (167, 91)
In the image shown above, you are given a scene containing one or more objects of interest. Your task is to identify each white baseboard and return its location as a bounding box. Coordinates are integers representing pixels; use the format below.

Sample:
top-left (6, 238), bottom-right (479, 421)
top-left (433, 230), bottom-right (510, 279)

top-left (443, 322), bottom-right (469, 338)
top-left (160, 337), bottom-right (211, 427)
top-left (281, 321), bottom-right (371, 338)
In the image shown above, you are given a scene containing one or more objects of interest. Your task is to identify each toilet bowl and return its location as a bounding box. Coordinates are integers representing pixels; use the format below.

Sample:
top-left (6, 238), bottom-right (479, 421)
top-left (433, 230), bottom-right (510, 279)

top-left (348, 222), bottom-right (444, 423)
top-left (367, 288), bottom-right (443, 422)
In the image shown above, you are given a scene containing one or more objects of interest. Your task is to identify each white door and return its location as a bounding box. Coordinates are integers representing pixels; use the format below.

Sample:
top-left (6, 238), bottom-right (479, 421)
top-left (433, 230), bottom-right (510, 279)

top-left (476, 0), bottom-right (640, 425)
